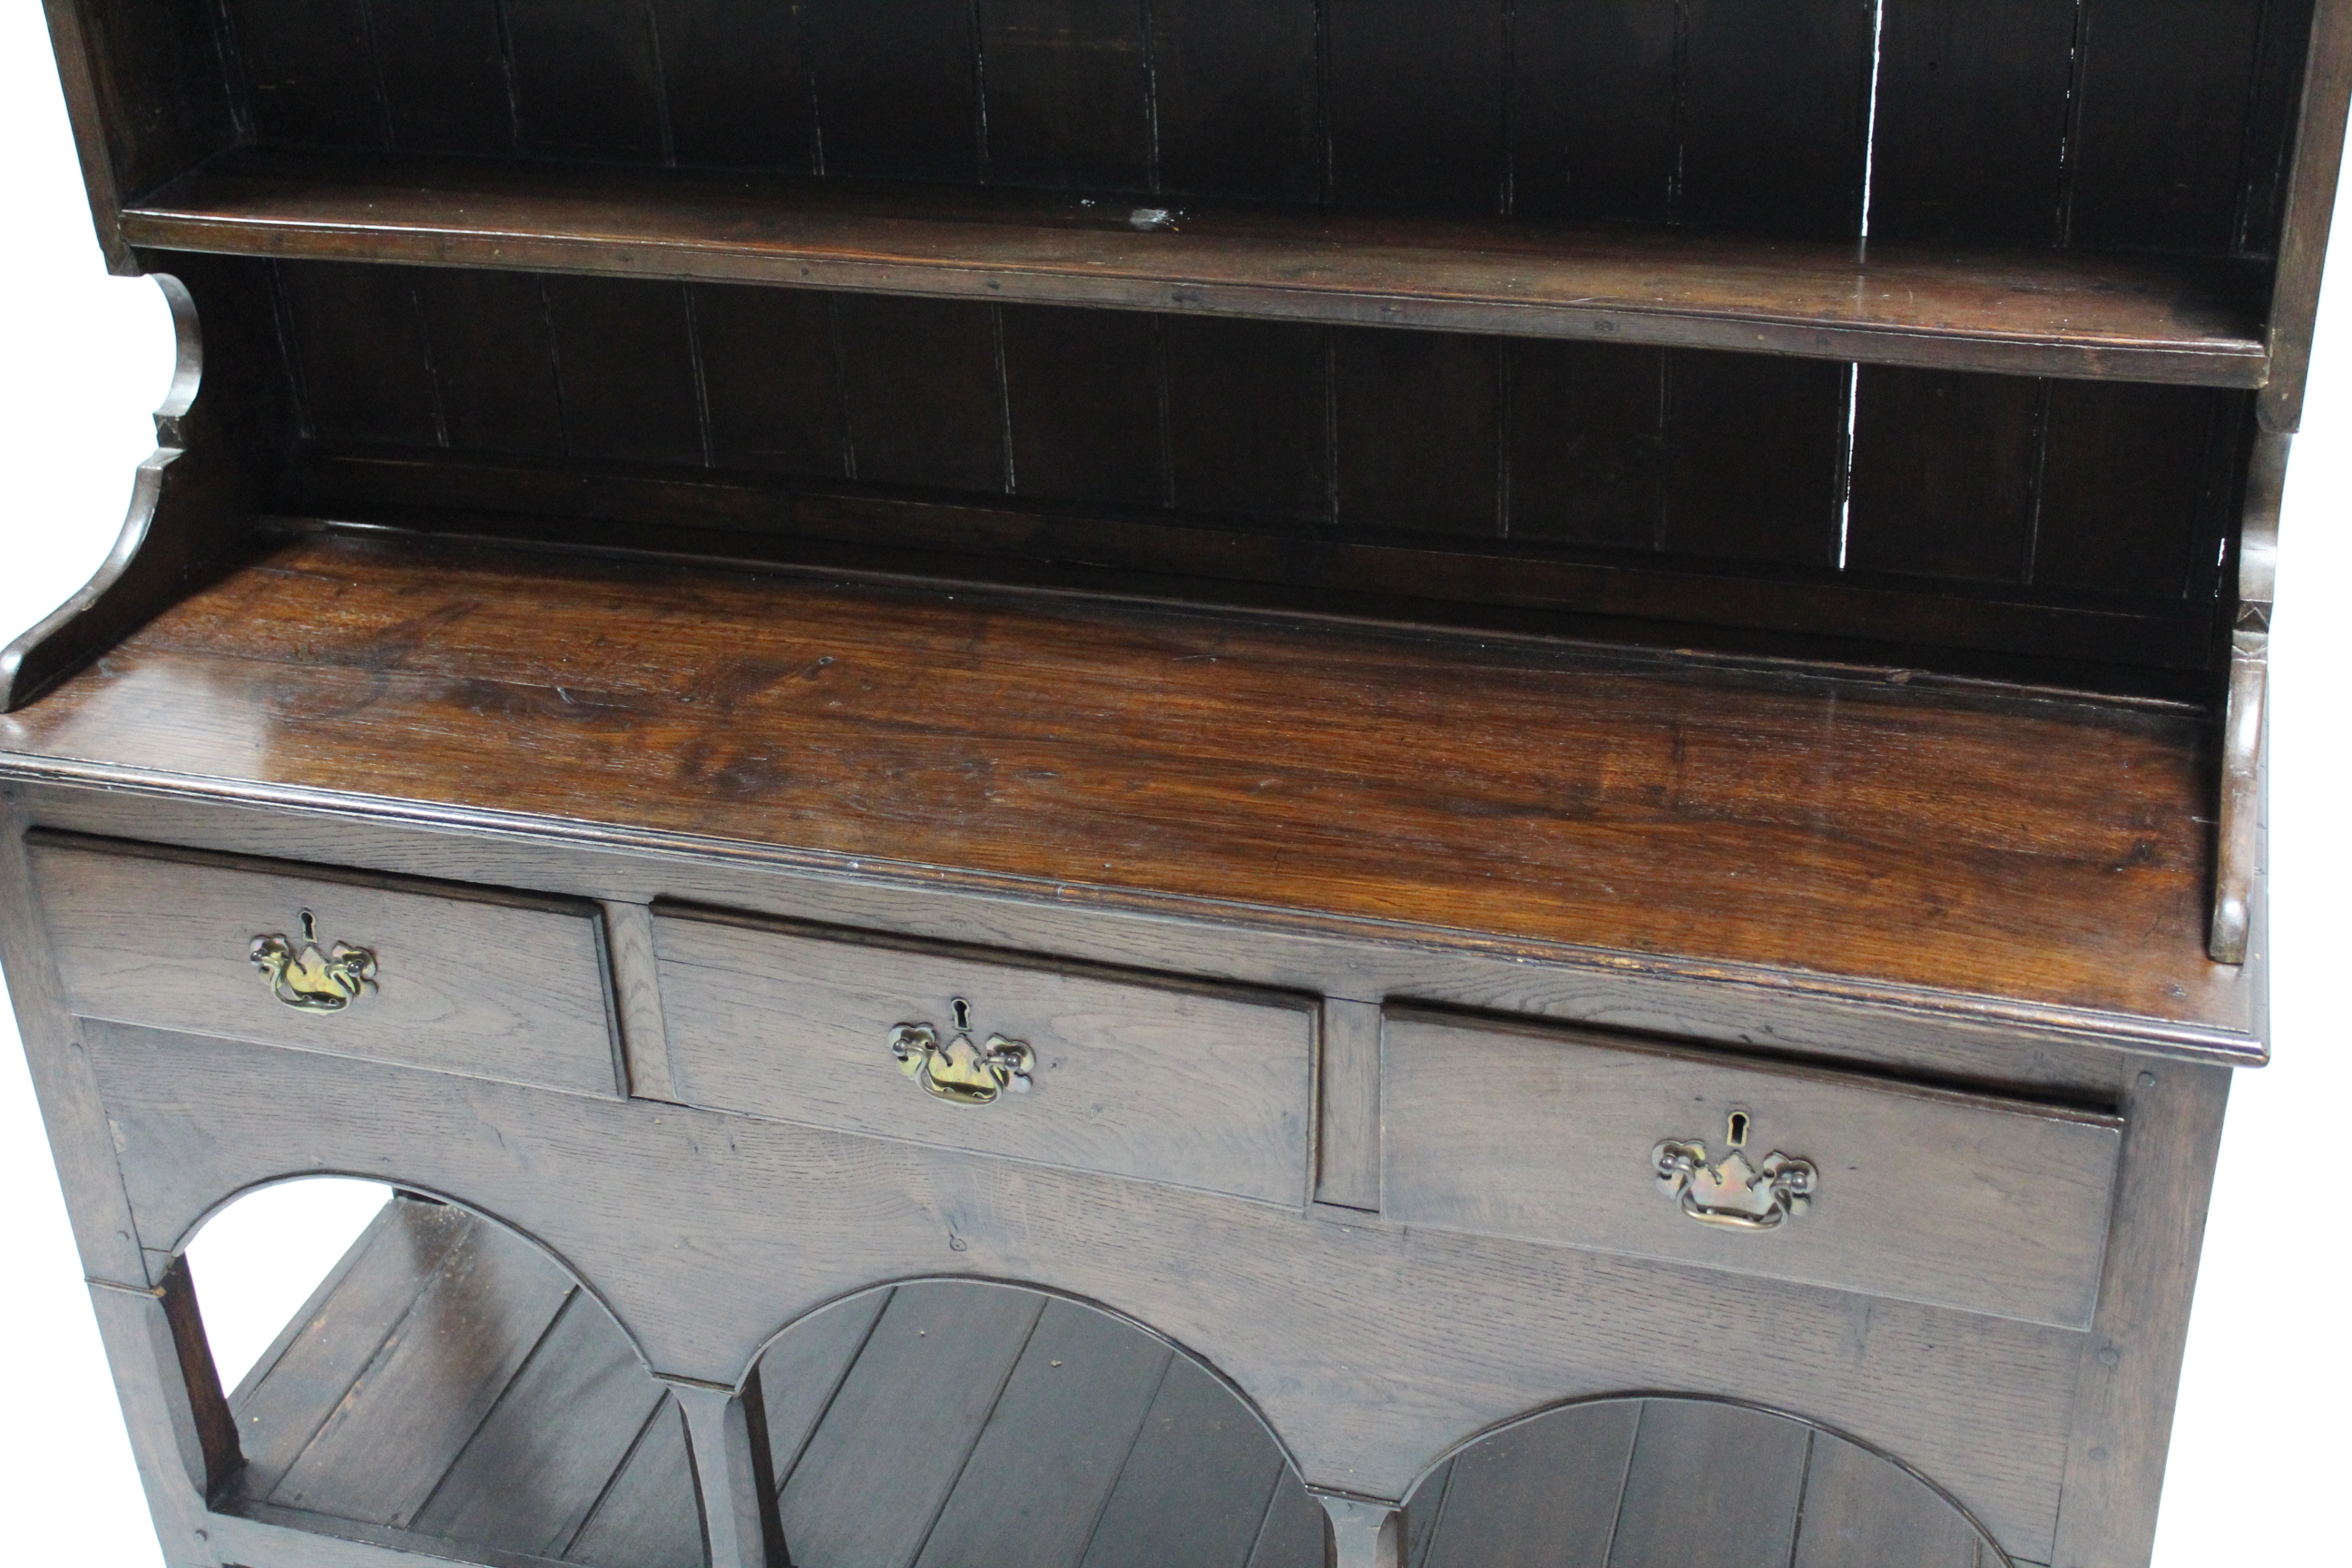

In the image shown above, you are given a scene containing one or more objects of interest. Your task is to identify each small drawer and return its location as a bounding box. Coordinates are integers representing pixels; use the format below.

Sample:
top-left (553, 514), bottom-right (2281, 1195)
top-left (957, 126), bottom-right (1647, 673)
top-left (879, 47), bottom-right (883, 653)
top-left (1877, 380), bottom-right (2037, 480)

top-left (1381, 1010), bottom-right (2122, 1329)
top-left (28, 834), bottom-right (620, 1096)
top-left (654, 908), bottom-right (1314, 1205)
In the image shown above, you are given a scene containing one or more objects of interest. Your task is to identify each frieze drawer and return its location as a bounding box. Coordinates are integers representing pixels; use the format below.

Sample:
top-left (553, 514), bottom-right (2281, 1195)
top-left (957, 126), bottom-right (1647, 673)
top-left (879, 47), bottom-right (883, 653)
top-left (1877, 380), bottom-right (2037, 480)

top-left (26, 834), bottom-right (621, 1096)
top-left (1381, 1010), bottom-right (2123, 1329)
top-left (654, 908), bottom-right (1315, 1205)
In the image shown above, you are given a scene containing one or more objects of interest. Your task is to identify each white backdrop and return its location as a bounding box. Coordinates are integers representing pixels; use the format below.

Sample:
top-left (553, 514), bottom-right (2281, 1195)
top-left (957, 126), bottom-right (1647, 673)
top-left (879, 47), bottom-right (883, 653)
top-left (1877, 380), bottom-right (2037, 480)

top-left (1, 6), bottom-right (2344, 1561)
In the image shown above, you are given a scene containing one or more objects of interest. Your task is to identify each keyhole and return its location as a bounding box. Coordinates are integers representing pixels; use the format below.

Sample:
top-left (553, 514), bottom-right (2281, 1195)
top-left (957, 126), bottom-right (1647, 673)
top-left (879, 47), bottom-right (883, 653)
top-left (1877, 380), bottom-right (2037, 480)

top-left (951, 997), bottom-right (972, 1033)
top-left (300, 910), bottom-right (318, 943)
top-left (1726, 1111), bottom-right (1750, 1148)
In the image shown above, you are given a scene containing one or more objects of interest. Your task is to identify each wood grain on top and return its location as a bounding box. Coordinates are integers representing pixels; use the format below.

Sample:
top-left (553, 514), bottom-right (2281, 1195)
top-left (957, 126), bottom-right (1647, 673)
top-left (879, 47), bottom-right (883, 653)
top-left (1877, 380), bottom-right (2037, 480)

top-left (0, 532), bottom-right (2240, 1031)
top-left (122, 150), bottom-right (2270, 387)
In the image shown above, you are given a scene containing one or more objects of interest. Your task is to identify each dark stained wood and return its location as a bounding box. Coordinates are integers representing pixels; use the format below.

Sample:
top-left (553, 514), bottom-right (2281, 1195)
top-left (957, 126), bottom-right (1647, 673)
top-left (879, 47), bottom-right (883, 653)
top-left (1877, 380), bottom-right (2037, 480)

top-left (1247, 1475), bottom-right (1328, 1568)
top-left (1868, 0), bottom-right (2076, 244)
top-left (1605, 1401), bottom-right (1810, 1568)
top-left (277, 261), bottom-right (439, 446)
top-left (1333, 328), bottom-right (1499, 535)
top-left (411, 268), bottom-right (567, 458)
top-left (0, 531), bottom-right (2245, 1027)
top-left (1847, 368), bottom-right (2042, 583)
top-left (652, 0), bottom-right (816, 173)
top-left (1326, 0), bottom-right (1507, 212)
top-left (1680, 0), bottom-right (1873, 239)
top-left (1162, 317), bottom-right (1328, 522)
top-left (777, 1282), bottom-right (1045, 1568)
top-left (501, 0), bottom-right (669, 162)
top-left (755, 1290), bottom-right (892, 1479)
top-left (1506, 340), bottom-right (1665, 549)
top-left (913, 1299), bottom-right (1173, 1568)
top-left (1149, 0), bottom-right (1322, 202)
top-left (1511, 0), bottom-right (1678, 225)
top-left (567, 1397), bottom-right (709, 1568)
top-left (1661, 354), bottom-right (1845, 565)
top-left (2069, 0), bottom-right (2271, 253)
top-left (2263, 0), bottom-right (2352, 431)
top-left (368, 0), bottom-right (515, 158)
top-left (119, 150), bottom-right (2278, 387)
top-left (1002, 306), bottom-right (1165, 506)
top-left (2033, 383), bottom-right (2238, 598)
top-left (803, 0), bottom-right (982, 182)
top-left (834, 295), bottom-right (1004, 490)
top-left (1791, 1433), bottom-right (1987, 1568)
top-left (218, 0), bottom-right (382, 151)
top-left (1080, 1354), bottom-right (1290, 1568)
top-left (980, 0), bottom-right (1153, 191)
top-left (157, 1253), bottom-right (242, 1498)
top-left (542, 276), bottom-right (707, 467)
top-left (1417, 1401), bottom-right (1640, 1568)
top-left (691, 285), bottom-right (846, 477)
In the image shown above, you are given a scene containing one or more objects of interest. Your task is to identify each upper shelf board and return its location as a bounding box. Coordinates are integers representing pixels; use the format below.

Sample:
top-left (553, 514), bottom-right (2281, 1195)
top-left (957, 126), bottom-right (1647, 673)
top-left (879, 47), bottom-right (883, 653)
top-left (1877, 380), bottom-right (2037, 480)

top-left (122, 151), bottom-right (2272, 387)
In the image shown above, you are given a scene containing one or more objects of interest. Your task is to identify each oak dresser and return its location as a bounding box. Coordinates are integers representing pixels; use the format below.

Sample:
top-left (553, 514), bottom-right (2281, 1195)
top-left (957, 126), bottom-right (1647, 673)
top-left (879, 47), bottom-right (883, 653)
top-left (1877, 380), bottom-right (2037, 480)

top-left (6, 4), bottom-right (2345, 1568)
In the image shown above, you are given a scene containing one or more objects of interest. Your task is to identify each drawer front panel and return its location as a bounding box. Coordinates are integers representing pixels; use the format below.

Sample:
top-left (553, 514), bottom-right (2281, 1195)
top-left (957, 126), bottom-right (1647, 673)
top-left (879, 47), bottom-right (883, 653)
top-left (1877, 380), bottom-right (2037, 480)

top-left (655, 911), bottom-right (1314, 1204)
top-left (29, 837), bottom-right (619, 1096)
top-left (1382, 1012), bottom-right (2122, 1329)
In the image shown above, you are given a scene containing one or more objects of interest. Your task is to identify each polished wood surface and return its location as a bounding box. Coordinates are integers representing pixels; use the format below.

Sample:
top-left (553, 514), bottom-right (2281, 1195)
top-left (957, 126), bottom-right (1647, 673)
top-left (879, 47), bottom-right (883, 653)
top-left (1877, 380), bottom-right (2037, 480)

top-left (128, 150), bottom-right (2269, 386)
top-left (0, 530), bottom-right (2238, 1032)
top-left (1382, 1010), bottom-right (2122, 1329)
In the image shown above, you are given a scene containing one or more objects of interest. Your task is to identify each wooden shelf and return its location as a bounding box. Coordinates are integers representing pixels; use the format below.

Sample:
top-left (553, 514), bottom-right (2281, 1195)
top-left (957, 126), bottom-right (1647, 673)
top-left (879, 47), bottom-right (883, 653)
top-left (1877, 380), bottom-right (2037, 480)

top-left (122, 150), bottom-right (2273, 387)
top-left (0, 528), bottom-right (2245, 1040)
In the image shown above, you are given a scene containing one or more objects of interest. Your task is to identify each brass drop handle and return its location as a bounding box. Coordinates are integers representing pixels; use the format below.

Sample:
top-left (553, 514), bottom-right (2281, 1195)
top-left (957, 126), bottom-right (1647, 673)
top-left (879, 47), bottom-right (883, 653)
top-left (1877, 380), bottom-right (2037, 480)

top-left (1652, 1110), bottom-right (1816, 1230)
top-left (250, 910), bottom-right (378, 1012)
top-left (888, 996), bottom-right (1034, 1105)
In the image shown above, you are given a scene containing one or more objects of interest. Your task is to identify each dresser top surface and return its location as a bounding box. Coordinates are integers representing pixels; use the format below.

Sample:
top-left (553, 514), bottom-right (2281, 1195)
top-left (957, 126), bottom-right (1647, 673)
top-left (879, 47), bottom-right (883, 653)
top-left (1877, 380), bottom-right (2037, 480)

top-left (0, 530), bottom-right (2247, 1041)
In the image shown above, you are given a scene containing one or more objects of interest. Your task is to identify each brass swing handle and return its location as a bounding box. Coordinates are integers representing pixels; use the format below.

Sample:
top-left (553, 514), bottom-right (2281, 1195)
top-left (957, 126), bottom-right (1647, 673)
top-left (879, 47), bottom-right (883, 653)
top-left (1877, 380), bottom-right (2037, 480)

top-left (1651, 1138), bottom-right (1817, 1230)
top-left (250, 911), bottom-right (377, 1013)
top-left (888, 1003), bottom-right (1034, 1106)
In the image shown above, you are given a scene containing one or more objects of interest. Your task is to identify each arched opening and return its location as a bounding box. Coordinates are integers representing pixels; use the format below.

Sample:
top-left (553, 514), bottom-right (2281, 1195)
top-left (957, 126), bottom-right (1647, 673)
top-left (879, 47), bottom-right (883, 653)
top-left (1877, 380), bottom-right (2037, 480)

top-left (749, 1279), bottom-right (1324, 1568)
top-left (179, 1184), bottom-right (701, 1566)
top-left (1395, 1396), bottom-right (2011, 1568)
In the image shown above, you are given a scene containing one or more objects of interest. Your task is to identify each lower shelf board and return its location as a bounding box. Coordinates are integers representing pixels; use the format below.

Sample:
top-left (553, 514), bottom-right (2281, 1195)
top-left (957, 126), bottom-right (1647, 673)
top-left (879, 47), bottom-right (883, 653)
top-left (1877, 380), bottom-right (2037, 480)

top-left (208, 1194), bottom-right (2014, 1568)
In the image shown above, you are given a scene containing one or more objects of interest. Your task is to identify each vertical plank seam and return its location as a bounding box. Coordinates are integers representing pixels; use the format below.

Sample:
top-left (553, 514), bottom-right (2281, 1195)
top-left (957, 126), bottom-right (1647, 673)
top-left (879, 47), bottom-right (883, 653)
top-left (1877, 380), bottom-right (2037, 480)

top-left (539, 276), bottom-right (575, 460)
top-left (1140, 0), bottom-right (1163, 195)
top-left (993, 305), bottom-right (1016, 494)
top-left (1783, 1427), bottom-right (1818, 1568)
top-left (1499, 0), bottom-right (1517, 217)
top-left (1495, 338), bottom-right (1513, 538)
top-left (1597, 1399), bottom-right (1648, 1568)
top-left (561, 1388), bottom-right (679, 1559)
top-left (1153, 314), bottom-right (1176, 509)
top-left (1413, 1455), bottom-right (1461, 1568)
top-left (352, 0), bottom-right (396, 152)
top-left (399, 1286), bottom-right (583, 1531)
top-left (1238, 1459), bottom-right (1291, 1568)
top-left (2231, 0), bottom-right (2286, 253)
top-left (1669, 0), bottom-right (1690, 224)
top-left (969, 0), bottom-right (993, 184)
top-left (773, 1287), bottom-right (899, 1494)
top-left (265, 260), bottom-right (316, 443)
top-left (1322, 328), bottom-right (1340, 523)
top-left (2056, 0), bottom-right (2092, 248)
top-left (827, 295), bottom-right (858, 480)
top-left (225, 1199), bottom-right (403, 1410)
top-left (207, 0), bottom-right (257, 143)
top-left (491, 0), bottom-right (525, 154)
top-left (1315, 0), bottom-right (1334, 203)
top-left (683, 284), bottom-right (718, 468)
top-left (899, 1296), bottom-right (1051, 1568)
top-left (1069, 1348), bottom-right (1180, 1568)
top-left (409, 280), bottom-right (451, 451)
top-left (1652, 352), bottom-right (1674, 553)
top-left (643, 0), bottom-right (679, 165)
top-left (799, 0), bottom-right (826, 176)
top-left (2023, 379), bottom-right (2054, 585)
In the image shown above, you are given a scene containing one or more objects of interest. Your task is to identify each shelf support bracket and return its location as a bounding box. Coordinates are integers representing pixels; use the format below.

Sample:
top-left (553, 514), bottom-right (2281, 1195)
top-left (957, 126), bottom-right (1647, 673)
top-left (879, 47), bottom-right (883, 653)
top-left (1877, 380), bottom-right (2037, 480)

top-left (2210, 430), bottom-right (2286, 964)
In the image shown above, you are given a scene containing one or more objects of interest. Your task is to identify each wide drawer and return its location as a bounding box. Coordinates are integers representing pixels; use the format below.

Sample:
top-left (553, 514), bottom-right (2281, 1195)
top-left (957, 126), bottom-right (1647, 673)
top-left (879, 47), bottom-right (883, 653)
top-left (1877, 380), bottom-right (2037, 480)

top-left (27, 835), bottom-right (620, 1096)
top-left (654, 909), bottom-right (1314, 1205)
top-left (1381, 1010), bottom-right (2122, 1329)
